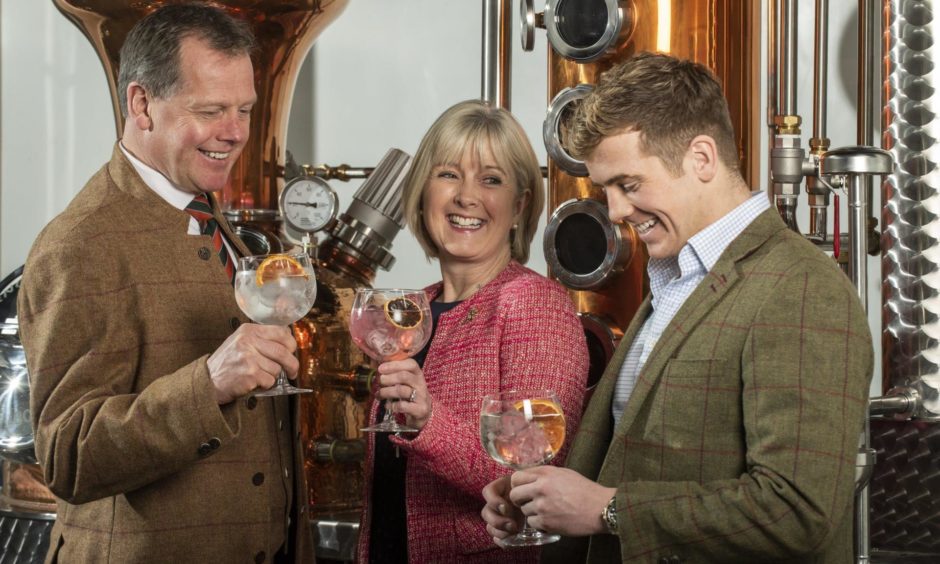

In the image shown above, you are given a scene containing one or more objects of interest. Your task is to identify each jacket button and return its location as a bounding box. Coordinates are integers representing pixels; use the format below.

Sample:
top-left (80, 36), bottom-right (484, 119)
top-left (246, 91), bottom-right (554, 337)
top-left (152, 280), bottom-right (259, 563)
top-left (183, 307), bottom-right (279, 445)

top-left (245, 396), bottom-right (258, 410)
top-left (230, 317), bottom-right (241, 330)
top-left (254, 551), bottom-right (266, 563)
top-left (198, 247), bottom-right (211, 260)
top-left (252, 472), bottom-right (265, 486)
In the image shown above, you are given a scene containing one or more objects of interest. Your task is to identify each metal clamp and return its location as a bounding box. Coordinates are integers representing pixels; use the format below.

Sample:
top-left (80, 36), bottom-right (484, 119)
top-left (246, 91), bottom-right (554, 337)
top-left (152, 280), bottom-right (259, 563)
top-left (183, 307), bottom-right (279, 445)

top-left (544, 0), bottom-right (632, 62)
top-left (543, 198), bottom-right (633, 290)
top-left (543, 85), bottom-right (594, 177)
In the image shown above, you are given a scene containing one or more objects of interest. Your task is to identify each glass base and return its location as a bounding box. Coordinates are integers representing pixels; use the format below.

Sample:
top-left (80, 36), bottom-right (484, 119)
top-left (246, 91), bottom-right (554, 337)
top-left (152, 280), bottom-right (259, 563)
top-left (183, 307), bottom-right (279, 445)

top-left (360, 420), bottom-right (419, 433)
top-left (254, 383), bottom-right (313, 397)
top-left (501, 528), bottom-right (560, 547)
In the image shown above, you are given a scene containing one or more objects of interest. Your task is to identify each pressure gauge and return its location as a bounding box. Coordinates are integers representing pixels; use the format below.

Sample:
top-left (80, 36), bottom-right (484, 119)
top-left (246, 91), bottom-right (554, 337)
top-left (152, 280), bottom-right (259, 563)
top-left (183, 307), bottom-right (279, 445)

top-left (279, 176), bottom-right (338, 233)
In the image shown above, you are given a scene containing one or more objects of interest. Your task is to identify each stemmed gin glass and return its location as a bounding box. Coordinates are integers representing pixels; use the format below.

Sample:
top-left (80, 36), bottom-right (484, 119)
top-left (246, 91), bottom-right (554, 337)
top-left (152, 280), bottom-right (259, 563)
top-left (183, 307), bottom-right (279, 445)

top-left (349, 288), bottom-right (432, 433)
top-left (480, 390), bottom-right (566, 546)
top-left (234, 252), bottom-right (317, 396)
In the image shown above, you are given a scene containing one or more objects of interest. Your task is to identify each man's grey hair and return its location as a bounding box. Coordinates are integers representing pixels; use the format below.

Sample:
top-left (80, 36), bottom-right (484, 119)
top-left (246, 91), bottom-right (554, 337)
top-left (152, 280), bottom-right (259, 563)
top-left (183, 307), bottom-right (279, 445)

top-left (117, 3), bottom-right (256, 118)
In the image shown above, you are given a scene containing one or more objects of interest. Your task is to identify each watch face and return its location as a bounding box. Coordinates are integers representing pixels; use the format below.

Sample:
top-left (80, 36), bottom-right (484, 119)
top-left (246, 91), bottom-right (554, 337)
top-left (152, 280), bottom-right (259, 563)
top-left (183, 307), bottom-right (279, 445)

top-left (279, 177), bottom-right (337, 233)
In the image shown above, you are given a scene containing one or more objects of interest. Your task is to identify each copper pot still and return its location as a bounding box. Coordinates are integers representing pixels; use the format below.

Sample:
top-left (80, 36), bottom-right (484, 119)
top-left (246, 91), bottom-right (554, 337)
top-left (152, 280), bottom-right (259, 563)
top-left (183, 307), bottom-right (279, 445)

top-left (52, 0), bottom-right (349, 212)
top-left (538, 0), bottom-right (760, 381)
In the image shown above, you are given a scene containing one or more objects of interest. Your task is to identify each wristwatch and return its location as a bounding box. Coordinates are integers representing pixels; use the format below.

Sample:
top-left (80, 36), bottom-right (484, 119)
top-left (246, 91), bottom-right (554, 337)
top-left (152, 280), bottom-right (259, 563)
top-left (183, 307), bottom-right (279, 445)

top-left (601, 495), bottom-right (619, 534)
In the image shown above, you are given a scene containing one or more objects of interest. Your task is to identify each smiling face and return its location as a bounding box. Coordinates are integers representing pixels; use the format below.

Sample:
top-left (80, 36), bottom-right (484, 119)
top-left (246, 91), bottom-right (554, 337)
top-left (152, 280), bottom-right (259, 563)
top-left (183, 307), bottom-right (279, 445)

top-left (586, 130), bottom-right (717, 260)
top-left (421, 145), bottom-right (527, 270)
top-left (129, 36), bottom-right (256, 194)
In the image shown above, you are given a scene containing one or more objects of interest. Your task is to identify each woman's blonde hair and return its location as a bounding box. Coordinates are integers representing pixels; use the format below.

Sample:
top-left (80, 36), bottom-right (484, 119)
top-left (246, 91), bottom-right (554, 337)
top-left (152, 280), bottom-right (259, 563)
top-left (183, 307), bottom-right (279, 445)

top-left (401, 99), bottom-right (544, 264)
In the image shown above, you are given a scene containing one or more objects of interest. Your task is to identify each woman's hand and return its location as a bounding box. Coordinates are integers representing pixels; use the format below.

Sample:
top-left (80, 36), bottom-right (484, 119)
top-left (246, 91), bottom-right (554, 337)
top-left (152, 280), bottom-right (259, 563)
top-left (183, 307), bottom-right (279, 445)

top-left (376, 358), bottom-right (433, 430)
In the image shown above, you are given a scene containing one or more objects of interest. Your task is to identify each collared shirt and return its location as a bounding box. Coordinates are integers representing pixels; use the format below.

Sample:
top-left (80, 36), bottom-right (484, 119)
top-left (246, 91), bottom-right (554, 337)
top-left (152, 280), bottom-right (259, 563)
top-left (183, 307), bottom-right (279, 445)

top-left (612, 191), bottom-right (770, 425)
top-left (119, 143), bottom-right (237, 257)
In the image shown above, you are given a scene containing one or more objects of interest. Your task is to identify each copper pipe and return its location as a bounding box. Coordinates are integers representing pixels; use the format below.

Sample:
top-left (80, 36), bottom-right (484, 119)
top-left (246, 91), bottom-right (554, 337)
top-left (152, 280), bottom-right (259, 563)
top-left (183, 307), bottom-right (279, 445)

top-left (812, 0), bottom-right (829, 141)
top-left (482, 0), bottom-right (512, 109)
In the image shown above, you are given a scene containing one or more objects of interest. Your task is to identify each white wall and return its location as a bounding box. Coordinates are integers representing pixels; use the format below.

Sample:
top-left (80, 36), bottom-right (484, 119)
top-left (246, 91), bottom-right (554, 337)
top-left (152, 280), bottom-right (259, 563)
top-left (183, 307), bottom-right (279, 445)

top-left (0, 1), bottom-right (882, 392)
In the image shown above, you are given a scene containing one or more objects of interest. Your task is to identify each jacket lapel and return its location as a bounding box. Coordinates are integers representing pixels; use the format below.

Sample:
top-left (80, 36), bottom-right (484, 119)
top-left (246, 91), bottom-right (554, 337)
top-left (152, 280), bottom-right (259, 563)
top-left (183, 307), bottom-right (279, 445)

top-left (610, 209), bottom-right (786, 439)
top-left (566, 299), bottom-right (652, 479)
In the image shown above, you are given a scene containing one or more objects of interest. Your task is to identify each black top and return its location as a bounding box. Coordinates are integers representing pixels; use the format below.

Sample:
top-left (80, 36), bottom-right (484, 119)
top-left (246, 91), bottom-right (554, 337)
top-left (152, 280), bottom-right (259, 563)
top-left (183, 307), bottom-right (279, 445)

top-left (369, 299), bottom-right (461, 564)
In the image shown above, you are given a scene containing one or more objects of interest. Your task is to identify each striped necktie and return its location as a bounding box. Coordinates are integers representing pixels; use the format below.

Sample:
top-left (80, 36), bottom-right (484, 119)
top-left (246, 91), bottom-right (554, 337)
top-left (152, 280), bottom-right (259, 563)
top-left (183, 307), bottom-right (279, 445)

top-left (185, 194), bottom-right (235, 285)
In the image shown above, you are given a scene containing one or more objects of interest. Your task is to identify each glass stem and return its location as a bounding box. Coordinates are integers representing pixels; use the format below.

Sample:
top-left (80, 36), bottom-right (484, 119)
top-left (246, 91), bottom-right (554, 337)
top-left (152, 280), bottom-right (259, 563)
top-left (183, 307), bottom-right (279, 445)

top-left (382, 399), bottom-right (396, 425)
top-left (519, 515), bottom-right (538, 537)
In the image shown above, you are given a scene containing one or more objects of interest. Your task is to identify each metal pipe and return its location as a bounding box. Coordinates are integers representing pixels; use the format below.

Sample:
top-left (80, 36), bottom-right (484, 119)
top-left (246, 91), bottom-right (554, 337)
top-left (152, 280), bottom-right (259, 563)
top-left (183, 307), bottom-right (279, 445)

top-left (812, 0), bottom-right (828, 141)
top-left (854, 3), bottom-right (877, 562)
top-left (849, 165), bottom-right (869, 564)
top-left (848, 174), bottom-right (867, 309)
top-left (766, 0), bottom-right (778, 200)
top-left (779, 0), bottom-right (798, 116)
top-left (767, 0), bottom-right (778, 129)
top-left (482, 0), bottom-right (512, 109)
top-left (857, 0), bottom-right (875, 146)
top-left (869, 394), bottom-right (917, 418)
top-left (305, 164), bottom-right (374, 182)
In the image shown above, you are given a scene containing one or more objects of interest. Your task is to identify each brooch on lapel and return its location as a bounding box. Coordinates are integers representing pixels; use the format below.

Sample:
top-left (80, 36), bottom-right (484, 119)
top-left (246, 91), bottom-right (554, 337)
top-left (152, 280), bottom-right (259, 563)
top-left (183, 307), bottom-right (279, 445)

top-left (464, 307), bottom-right (477, 324)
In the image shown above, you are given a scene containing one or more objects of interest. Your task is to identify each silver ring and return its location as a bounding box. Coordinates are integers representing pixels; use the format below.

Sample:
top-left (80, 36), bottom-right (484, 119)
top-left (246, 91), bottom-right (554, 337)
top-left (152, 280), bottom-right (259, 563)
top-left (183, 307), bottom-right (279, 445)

top-left (408, 388), bottom-right (418, 403)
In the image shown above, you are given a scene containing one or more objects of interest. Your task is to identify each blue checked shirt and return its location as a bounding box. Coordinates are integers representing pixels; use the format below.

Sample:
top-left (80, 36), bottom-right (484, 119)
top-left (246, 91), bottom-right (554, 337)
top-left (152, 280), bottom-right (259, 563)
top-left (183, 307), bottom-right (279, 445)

top-left (612, 191), bottom-right (770, 425)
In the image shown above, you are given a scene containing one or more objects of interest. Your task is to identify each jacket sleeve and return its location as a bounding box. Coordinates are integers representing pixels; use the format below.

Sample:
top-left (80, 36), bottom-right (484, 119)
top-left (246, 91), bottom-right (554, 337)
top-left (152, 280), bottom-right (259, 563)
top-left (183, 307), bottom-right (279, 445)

top-left (613, 264), bottom-right (872, 562)
top-left (392, 279), bottom-right (589, 498)
top-left (19, 239), bottom-right (241, 505)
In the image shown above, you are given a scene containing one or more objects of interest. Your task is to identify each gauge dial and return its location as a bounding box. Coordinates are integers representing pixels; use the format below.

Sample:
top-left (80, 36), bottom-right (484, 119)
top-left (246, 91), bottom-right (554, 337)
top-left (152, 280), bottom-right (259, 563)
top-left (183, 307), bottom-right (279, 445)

top-left (279, 177), bottom-right (338, 233)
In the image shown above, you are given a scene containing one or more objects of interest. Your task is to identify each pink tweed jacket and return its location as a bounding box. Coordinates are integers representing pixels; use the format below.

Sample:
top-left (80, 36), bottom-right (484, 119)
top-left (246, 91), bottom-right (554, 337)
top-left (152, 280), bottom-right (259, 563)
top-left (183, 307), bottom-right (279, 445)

top-left (357, 261), bottom-right (589, 563)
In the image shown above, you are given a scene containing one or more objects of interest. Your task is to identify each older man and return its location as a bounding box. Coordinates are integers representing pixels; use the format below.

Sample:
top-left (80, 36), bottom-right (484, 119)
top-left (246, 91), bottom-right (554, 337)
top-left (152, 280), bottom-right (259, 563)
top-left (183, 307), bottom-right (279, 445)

top-left (482, 52), bottom-right (872, 563)
top-left (19, 4), bottom-right (310, 562)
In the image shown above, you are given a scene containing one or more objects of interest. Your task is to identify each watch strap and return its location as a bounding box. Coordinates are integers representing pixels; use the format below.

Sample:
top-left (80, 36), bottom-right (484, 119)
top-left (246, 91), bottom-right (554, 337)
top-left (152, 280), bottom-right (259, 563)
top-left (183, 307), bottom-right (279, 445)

top-left (601, 494), bottom-right (619, 534)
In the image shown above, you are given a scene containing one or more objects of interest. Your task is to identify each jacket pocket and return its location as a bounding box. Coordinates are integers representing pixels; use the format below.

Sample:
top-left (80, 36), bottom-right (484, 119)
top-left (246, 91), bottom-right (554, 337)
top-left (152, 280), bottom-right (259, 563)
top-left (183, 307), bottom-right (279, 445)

top-left (643, 357), bottom-right (746, 478)
top-left (663, 357), bottom-right (729, 379)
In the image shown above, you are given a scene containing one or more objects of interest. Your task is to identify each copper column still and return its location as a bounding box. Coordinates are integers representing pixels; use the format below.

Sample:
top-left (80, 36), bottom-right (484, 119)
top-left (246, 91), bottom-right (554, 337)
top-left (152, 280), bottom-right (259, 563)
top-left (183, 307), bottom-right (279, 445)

top-left (532, 0), bottom-right (760, 381)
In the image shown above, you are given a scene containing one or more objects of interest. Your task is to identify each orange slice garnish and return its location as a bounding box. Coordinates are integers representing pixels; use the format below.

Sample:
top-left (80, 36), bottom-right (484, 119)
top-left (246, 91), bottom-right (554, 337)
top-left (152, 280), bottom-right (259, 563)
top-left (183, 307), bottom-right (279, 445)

top-left (384, 297), bottom-right (423, 329)
top-left (255, 254), bottom-right (308, 286)
top-left (513, 398), bottom-right (566, 454)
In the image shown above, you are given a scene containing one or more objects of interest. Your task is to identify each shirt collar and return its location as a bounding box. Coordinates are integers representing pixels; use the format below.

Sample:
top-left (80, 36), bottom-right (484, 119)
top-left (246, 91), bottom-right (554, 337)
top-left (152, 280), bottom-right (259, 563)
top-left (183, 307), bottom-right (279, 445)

top-left (119, 142), bottom-right (198, 211)
top-left (648, 191), bottom-right (770, 298)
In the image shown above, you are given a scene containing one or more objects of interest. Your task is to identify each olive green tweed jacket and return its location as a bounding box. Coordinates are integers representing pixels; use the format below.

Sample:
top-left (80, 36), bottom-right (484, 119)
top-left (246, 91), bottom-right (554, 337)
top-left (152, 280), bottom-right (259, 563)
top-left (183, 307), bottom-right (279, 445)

top-left (543, 209), bottom-right (873, 564)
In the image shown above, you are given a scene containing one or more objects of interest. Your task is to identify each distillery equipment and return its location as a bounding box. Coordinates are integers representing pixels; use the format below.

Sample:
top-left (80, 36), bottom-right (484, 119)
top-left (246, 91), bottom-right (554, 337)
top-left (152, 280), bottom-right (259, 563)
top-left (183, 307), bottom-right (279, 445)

top-left (522, 0), bottom-right (761, 394)
top-left (295, 148), bottom-right (412, 561)
top-left (0, 268), bottom-right (55, 564)
top-left (7, 1), bottom-right (940, 563)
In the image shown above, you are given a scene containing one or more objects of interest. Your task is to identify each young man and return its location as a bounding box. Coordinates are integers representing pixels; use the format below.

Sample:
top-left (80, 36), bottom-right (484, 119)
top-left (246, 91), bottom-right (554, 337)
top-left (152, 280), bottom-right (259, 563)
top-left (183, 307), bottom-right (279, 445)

top-left (20, 4), bottom-right (310, 562)
top-left (482, 52), bottom-right (872, 563)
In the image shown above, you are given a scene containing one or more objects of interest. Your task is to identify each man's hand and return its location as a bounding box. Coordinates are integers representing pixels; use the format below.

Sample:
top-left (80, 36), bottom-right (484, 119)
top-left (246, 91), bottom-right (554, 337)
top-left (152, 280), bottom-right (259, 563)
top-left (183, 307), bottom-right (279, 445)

top-left (482, 475), bottom-right (523, 544)
top-left (509, 466), bottom-right (616, 537)
top-left (206, 323), bottom-right (299, 404)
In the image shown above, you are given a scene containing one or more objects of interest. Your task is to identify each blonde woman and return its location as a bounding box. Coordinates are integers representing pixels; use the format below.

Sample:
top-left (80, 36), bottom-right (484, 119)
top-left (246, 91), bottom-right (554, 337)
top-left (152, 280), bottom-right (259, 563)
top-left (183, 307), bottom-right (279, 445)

top-left (358, 100), bottom-right (589, 563)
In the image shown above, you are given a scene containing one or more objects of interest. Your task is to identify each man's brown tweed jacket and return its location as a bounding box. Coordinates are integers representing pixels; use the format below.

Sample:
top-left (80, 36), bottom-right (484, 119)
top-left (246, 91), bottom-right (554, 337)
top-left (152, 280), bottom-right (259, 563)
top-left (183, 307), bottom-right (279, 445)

top-left (19, 145), bottom-right (312, 563)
